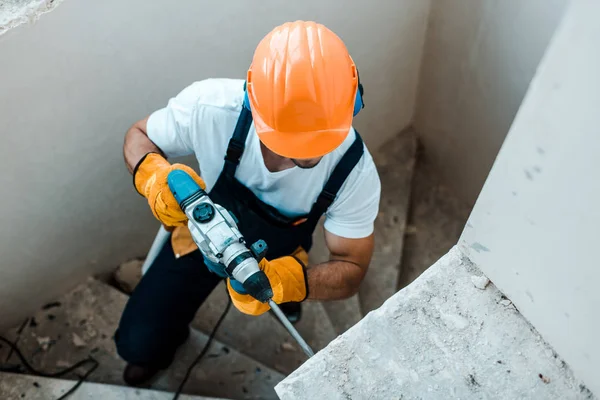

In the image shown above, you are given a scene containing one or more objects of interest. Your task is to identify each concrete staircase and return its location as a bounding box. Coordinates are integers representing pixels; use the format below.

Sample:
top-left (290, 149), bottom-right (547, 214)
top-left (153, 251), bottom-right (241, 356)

top-left (0, 279), bottom-right (284, 399)
top-left (0, 129), bottom-right (424, 399)
top-left (0, 372), bottom-right (220, 400)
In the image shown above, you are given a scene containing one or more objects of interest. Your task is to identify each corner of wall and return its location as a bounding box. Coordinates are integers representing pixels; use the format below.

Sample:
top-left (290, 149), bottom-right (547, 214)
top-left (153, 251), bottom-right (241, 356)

top-left (411, 0), bottom-right (436, 132)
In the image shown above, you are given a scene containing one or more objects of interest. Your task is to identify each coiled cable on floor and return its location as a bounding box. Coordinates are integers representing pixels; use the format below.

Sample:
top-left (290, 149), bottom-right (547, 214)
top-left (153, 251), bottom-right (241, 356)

top-left (0, 334), bottom-right (98, 400)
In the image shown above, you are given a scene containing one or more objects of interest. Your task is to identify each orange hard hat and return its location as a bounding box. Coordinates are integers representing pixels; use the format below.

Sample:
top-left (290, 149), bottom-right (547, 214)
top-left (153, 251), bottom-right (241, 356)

top-left (246, 21), bottom-right (361, 159)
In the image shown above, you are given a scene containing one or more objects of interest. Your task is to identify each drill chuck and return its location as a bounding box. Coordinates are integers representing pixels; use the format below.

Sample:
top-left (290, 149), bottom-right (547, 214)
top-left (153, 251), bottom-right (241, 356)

top-left (221, 242), bottom-right (272, 302)
top-left (241, 271), bottom-right (273, 303)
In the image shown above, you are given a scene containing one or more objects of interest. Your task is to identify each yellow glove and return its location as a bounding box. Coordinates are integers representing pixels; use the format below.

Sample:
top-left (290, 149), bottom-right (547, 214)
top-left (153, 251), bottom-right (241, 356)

top-left (227, 247), bottom-right (309, 316)
top-left (134, 153), bottom-right (206, 228)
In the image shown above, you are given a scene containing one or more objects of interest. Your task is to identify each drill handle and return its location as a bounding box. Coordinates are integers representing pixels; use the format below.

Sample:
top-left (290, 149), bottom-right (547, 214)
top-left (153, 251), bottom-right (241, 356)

top-left (167, 170), bottom-right (207, 210)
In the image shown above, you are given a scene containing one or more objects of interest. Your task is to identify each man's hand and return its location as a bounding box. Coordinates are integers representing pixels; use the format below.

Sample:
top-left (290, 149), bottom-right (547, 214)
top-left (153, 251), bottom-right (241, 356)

top-left (227, 248), bottom-right (309, 316)
top-left (134, 153), bottom-right (205, 228)
top-left (306, 230), bottom-right (374, 300)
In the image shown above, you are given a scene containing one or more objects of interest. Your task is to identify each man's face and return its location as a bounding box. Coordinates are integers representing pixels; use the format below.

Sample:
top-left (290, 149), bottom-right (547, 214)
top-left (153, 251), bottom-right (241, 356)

top-left (291, 157), bottom-right (323, 169)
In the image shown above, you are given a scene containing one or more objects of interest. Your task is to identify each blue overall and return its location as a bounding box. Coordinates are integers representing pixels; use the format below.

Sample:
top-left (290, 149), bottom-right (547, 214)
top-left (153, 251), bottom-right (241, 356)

top-left (115, 107), bottom-right (364, 369)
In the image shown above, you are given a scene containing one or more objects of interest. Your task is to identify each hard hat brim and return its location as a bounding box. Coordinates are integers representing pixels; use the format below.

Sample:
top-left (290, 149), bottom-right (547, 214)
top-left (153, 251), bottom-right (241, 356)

top-left (256, 125), bottom-right (352, 159)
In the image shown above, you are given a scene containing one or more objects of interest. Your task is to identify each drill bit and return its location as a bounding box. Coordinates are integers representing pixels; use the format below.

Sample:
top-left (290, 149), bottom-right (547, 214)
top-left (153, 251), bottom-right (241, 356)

top-left (268, 300), bottom-right (315, 357)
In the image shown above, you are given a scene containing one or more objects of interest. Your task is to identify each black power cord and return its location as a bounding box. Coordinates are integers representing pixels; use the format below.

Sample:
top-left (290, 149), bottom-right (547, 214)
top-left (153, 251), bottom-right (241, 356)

top-left (0, 335), bottom-right (98, 399)
top-left (172, 295), bottom-right (232, 400)
top-left (1, 287), bottom-right (231, 400)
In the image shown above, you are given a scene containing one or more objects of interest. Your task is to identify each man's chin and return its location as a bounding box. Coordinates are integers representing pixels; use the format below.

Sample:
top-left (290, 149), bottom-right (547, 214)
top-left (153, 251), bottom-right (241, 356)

top-left (292, 159), bottom-right (322, 169)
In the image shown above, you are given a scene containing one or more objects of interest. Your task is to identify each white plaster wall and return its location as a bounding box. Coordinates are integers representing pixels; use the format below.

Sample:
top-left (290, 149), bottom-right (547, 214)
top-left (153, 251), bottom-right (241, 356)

top-left (0, 0), bottom-right (430, 330)
top-left (461, 1), bottom-right (600, 393)
top-left (415, 0), bottom-right (568, 205)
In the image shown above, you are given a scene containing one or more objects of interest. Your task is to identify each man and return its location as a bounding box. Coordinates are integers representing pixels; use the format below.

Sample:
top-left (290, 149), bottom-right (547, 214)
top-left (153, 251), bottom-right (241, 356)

top-left (116, 20), bottom-right (381, 385)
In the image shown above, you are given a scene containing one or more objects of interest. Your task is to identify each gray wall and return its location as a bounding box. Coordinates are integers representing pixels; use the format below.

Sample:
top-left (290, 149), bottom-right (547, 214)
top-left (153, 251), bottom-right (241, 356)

top-left (414, 0), bottom-right (568, 205)
top-left (0, 0), bottom-right (430, 330)
top-left (461, 0), bottom-right (600, 393)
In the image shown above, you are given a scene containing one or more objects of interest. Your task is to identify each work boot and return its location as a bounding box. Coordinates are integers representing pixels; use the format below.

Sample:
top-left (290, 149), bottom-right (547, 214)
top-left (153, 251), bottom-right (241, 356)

top-left (123, 363), bottom-right (160, 386)
top-left (275, 302), bottom-right (302, 324)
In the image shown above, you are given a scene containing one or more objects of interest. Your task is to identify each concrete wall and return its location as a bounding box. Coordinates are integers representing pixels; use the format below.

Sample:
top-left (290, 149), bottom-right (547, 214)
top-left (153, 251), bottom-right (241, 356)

top-left (461, 1), bottom-right (600, 393)
top-left (414, 0), bottom-right (568, 205)
top-left (0, 0), bottom-right (430, 330)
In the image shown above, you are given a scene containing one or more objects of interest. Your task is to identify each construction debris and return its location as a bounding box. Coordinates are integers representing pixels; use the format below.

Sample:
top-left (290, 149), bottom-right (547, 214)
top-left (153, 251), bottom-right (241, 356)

top-left (405, 225), bottom-right (418, 234)
top-left (36, 336), bottom-right (51, 351)
top-left (471, 275), bottom-right (490, 290)
top-left (281, 342), bottom-right (296, 352)
top-left (72, 333), bottom-right (86, 348)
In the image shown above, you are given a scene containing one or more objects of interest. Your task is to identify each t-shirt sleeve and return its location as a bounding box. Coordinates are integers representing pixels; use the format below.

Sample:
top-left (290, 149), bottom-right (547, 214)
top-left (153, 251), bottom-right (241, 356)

top-left (323, 151), bottom-right (381, 239)
top-left (146, 82), bottom-right (207, 158)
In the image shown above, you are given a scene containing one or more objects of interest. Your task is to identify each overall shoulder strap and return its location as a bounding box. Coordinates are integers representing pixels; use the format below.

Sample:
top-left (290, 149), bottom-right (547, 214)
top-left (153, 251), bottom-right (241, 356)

top-left (310, 131), bottom-right (365, 219)
top-left (223, 107), bottom-right (253, 177)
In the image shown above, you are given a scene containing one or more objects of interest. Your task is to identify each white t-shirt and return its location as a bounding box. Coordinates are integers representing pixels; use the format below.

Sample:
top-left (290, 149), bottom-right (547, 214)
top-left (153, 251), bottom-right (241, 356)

top-left (146, 79), bottom-right (381, 239)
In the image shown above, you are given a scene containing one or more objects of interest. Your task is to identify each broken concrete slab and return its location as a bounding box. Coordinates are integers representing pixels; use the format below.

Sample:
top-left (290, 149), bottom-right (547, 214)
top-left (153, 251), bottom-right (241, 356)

top-left (276, 247), bottom-right (595, 400)
top-left (309, 219), bottom-right (363, 335)
top-left (193, 283), bottom-right (337, 375)
top-left (0, 372), bottom-right (221, 399)
top-left (359, 129), bottom-right (417, 314)
top-left (0, 0), bottom-right (64, 35)
top-left (397, 154), bottom-right (471, 289)
top-left (0, 279), bottom-right (284, 400)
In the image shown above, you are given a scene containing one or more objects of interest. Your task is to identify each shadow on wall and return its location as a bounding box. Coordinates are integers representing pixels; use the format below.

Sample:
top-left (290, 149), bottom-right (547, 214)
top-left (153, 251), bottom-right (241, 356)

top-left (398, 144), bottom-right (471, 289)
top-left (414, 0), bottom-right (569, 205)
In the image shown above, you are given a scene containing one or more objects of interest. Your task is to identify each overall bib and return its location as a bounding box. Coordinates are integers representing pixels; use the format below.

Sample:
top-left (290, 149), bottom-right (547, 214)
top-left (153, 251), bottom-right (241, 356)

top-left (115, 107), bottom-right (364, 368)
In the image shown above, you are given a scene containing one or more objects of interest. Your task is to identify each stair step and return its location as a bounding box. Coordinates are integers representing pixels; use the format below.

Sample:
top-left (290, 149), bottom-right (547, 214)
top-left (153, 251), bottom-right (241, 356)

top-left (193, 284), bottom-right (337, 375)
top-left (397, 152), bottom-right (471, 289)
top-left (309, 220), bottom-right (363, 335)
top-left (0, 372), bottom-right (220, 399)
top-left (358, 129), bottom-right (417, 314)
top-left (0, 279), bottom-right (284, 400)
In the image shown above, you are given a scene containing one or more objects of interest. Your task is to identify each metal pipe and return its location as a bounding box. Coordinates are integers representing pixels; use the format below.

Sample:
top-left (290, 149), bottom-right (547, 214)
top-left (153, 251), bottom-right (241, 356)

top-left (141, 225), bottom-right (171, 275)
top-left (268, 300), bottom-right (315, 358)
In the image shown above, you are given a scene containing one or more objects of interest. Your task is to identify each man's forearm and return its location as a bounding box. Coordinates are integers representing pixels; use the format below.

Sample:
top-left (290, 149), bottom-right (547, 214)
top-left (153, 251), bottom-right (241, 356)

top-left (306, 260), bottom-right (365, 300)
top-left (123, 118), bottom-right (162, 174)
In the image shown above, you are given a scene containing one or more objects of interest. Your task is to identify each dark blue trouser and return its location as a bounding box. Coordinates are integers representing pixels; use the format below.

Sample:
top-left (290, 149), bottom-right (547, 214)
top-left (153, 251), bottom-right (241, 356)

top-left (114, 237), bottom-right (222, 369)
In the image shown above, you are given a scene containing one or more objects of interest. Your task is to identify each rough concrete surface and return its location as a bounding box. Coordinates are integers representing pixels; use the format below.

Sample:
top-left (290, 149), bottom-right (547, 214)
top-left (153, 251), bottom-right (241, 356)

top-left (0, 279), bottom-right (284, 400)
top-left (0, 0), bottom-right (62, 35)
top-left (310, 219), bottom-right (363, 335)
top-left (398, 152), bottom-right (471, 289)
top-left (193, 283), bottom-right (336, 375)
top-left (0, 372), bottom-right (221, 399)
top-left (276, 247), bottom-right (595, 400)
top-left (359, 129), bottom-right (417, 314)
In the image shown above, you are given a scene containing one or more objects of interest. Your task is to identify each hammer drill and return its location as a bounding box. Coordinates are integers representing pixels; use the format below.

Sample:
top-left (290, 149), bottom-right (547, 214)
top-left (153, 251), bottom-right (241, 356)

top-left (167, 170), bottom-right (314, 357)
